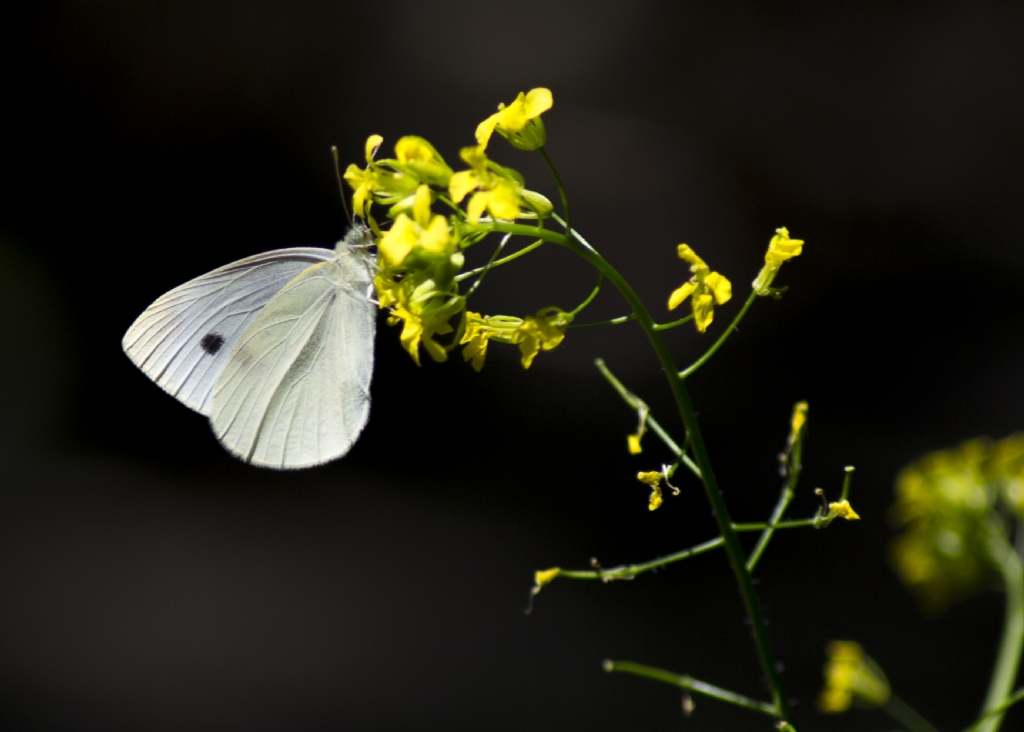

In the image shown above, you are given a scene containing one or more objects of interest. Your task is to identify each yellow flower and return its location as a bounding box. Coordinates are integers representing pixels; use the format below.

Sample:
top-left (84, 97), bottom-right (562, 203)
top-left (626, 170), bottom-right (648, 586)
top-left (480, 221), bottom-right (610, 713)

top-left (627, 434), bottom-right (642, 455)
top-left (992, 433), bottom-right (1024, 517)
top-left (827, 500), bottom-right (861, 521)
top-left (752, 227), bottom-right (804, 296)
top-left (458, 312), bottom-right (522, 371)
top-left (476, 88), bottom-right (553, 151)
top-left (387, 296), bottom-right (454, 367)
top-left (534, 567), bottom-right (560, 589)
top-left (818, 641), bottom-right (891, 713)
top-left (636, 471), bottom-right (664, 511)
top-left (515, 307), bottom-right (572, 369)
top-left (377, 185), bottom-right (453, 268)
top-left (667, 243), bottom-right (732, 332)
top-left (890, 440), bottom-right (998, 613)
top-left (449, 146), bottom-right (522, 224)
top-left (394, 136), bottom-right (452, 187)
top-left (343, 134), bottom-right (384, 218)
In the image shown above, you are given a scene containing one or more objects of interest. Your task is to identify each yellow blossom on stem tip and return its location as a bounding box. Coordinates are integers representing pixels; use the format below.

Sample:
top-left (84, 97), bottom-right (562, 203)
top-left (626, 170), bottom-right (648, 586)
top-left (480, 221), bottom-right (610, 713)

top-left (534, 567), bottom-right (560, 589)
top-left (627, 434), bottom-right (642, 455)
top-left (667, 243), bottom-right (732, 332)
top-left (394, 136), bottom-right (452, 187)
top-left (377, 185), bottom-right (452, 267)
top-left (343, 134), bottom-right (384, 218)
top-left (388, 300), bottom-right (454, 367)
top-left (516, 308), bottom-right (572, 369)
top-left (476, 88), bottom-right (553, 151)
top-left (449, 146), bottom-right (522, 224)
top-left (752, 227), bottom-right (804, 296)
top-left (818, 641), bottom-right (890, 712)
top-left (637, 471), bottom-right (664, 511)
top-left (828, 500), bottom-right (860, 520)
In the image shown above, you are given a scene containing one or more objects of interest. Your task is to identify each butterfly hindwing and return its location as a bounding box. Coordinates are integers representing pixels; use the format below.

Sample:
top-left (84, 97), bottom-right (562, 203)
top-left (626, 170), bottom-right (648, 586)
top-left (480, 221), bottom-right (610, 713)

top-left (209, 252), bottom-right (376, 469)
top-left (122, 248), bottom-right (338, 414)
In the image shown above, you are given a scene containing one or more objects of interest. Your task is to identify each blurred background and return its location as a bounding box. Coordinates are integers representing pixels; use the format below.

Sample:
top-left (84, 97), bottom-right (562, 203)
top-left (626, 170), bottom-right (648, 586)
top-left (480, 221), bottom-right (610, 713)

top-left (2, 2), bottom-right (1023, 730)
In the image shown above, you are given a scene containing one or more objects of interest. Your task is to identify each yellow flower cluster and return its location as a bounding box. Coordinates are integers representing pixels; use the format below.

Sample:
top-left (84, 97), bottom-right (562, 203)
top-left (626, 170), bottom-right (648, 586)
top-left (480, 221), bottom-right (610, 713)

top-left (818, 641), bottom-right (891, 713)
top-left (667, 244), bottom-right (732, 332)
top-left (889, 435), bottom-right (1024, 612)
top-left (341, 90), bottom-right (567, 369)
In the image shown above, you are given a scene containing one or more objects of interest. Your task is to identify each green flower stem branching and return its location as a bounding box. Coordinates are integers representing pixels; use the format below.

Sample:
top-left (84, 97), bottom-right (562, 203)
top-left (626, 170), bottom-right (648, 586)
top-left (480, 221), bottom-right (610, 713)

top-left (965, 689), bottom-right (1024, 732)
top-left (885, 694), bottom-right (942, 732)
top-left (654, 314), bottom-right (696, 331)
top-left (680, 289), bottom-right (758, 378)
top-left (746, 417), bottom-right (808, 573)
top-left (462, 233), bottom-right (511, 298)
top-left (567, 313), bottom-right (636, 330)
top-left (733, 519), bottom-right (817, 531)
top-left (558, 537), bottom-right (725, 582)
top-left (476, 221), bottom-right (794, 725)
top-left (570, 274), bottom-right (605, 317)
top-left (568, 312), bottom-right (696, 331)
top-left (602, 660), bottom-right (778, 716)
top-left (454, 239), bottom-right (544, 282)
top-left (595, 358), bottom-right (700, 479)
top-left (977, 519), bottom-right (1024, 732)
top-left (554, 519), bottom-right (822, 583)
top-left (539, 147), bottom-right (570, 238)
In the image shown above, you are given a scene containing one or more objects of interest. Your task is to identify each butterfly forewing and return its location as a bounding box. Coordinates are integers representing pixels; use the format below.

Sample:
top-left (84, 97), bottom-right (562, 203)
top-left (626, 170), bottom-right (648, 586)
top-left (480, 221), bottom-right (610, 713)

top-left (209, 253), bottom-right (375, 469)
top-left (122, 248), bottom-right (338, 414)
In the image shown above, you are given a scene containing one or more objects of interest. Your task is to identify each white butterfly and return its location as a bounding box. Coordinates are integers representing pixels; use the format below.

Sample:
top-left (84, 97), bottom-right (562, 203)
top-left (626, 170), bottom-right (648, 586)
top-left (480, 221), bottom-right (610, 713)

top-left (123, 225), bottom-right (377, 469)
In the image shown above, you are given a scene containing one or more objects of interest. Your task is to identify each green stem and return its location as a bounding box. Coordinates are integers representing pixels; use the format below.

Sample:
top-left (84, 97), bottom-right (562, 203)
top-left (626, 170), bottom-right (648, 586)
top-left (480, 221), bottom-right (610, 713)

top-left (558, 537), bottom-right (725, 581)
top-left (568, 313), bottom-right (636, 330)
top-left (978, 519), bottom-right (1024, 732)
top-left (733, 519), bottom-right (816, 531)
top-left (569, 274), bottom-right (604, 316)
top-left (454, 239), bottom-right (544, 282)
top-left (539, 147), bottom-right (570, 238)
top-left (965, 689), bottom-right (1024, 732)
top-left (654, 314), bottom-right (695, 331)
top-left (680, 290), bottom-right (758, 378)
top-left (885, 694), bottom-right (941, 732)
top-left (476, 221), bottom-right (794, 724)
top-left (595, 358), bottom-right (700, 479)
top-left (747, 406), bottom-right (807, 573)
top-left (603, 661), bottom-right (777, 716)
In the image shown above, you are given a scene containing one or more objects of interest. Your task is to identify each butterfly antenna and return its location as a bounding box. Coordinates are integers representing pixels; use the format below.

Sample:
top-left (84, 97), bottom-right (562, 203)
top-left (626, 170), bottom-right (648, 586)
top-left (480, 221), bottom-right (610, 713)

top-left (331, 146), bottom-right (354, 227)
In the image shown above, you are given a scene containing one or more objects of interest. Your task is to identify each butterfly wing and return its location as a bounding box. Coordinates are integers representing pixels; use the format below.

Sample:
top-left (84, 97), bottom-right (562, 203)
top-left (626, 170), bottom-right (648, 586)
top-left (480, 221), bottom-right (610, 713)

top-left (209, 250), bottom-right (376, 469)
top-left (122, 248), bottom-right (338, 415)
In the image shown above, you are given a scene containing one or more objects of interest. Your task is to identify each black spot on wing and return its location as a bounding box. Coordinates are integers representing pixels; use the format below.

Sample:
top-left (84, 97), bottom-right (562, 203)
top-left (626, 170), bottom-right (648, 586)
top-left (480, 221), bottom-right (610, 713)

top-left (200, 333), bottom-right (226, 355)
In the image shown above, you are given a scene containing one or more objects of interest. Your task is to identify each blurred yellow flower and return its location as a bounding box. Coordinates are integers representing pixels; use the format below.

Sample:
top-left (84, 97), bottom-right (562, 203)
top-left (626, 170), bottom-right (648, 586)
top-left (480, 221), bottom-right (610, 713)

top-left (890, 439), bottom-right (998, 613)
top-left (818, 641), bottom-right (890, 713)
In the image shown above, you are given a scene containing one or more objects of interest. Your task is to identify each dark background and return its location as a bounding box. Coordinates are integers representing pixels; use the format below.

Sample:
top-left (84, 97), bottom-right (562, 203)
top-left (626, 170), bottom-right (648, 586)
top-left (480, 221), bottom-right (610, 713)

top-left (1, 2), bottom-right (1022, 730)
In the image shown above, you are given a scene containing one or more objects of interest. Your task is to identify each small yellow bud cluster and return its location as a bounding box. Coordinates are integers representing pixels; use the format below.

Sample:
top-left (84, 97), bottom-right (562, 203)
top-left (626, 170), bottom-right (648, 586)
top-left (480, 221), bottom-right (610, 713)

top-left (342, 90), bottom-right (567, 369)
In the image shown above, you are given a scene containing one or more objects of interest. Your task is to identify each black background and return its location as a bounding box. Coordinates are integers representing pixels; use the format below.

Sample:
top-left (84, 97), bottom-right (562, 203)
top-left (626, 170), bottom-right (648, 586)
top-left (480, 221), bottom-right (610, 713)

top-left (2, 2), bottom-right (1023, 730)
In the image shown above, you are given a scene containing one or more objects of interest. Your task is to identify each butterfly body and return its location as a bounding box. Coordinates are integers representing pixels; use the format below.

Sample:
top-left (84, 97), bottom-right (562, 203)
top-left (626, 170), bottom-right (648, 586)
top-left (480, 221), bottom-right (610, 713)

top-left (123, 226), bottom-right (377, 469)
